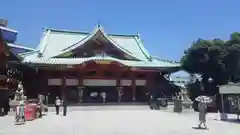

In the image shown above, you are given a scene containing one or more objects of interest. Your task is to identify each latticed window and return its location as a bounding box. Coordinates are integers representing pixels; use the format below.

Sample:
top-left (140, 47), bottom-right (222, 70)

top-left (85, 70), bottom-right (97, 77)
top-left (104, 71), bottom-right (114, 77)
top-left (136, 74), bottom-right (146, 78)
top-left (120, 72), bottom-right (129, 78)
top-left (0, 65), bottom-right (7, 75)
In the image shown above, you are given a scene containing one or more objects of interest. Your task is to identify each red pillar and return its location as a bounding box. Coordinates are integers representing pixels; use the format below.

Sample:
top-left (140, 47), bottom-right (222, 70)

top-left (78, 66), bottom-right (84, 102)
top-left (146, 73), bottom-right (153, 99)
top-left (116, 68), bottom-right (122, 102)
top-left (61, 68), bottom-right (66, 99)
top-left (131, 71), bottom-right (136, 101)
top-left (78, 66), bottom-right (84, 87)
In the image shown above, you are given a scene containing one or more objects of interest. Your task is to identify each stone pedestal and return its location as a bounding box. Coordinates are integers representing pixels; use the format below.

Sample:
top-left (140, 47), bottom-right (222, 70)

top-left (173, 99), bottom-right (182, 113)
top-left (220, 113), bottom-right (228, 121)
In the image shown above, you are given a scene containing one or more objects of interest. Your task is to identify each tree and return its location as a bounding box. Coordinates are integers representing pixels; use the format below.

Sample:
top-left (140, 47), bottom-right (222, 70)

top-left (223, 32), bottom-right (240, 82)
top-left (181, 39), bottom-right (227, 83)
top-left (181, 32), bottom-right (240, 95)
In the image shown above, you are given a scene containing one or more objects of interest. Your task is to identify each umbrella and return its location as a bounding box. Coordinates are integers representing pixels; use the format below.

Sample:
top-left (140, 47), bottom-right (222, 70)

top-left (195, 95), bottom-right (213, 103)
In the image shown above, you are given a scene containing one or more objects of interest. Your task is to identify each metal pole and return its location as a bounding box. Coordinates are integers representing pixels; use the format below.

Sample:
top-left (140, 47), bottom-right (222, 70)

top-left (220, 94), bottom-right (228, 120)
top-left (221, 94), bottom-right (224, 113)
top-left (237, 95), bottom-right (240, 120)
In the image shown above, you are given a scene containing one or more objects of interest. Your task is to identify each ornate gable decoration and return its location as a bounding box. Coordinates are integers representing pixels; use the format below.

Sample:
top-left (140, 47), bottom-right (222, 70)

top-left (53, 26), bottom-right (139, 61)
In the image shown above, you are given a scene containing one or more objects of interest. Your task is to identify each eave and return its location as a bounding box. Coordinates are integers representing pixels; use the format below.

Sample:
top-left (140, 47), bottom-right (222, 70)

top-left (23, 55), bottom-right (180, 71)
top-left (0, 26), bottom-right (18, 33)
top-left (8, 43), bottom-right (35, 51)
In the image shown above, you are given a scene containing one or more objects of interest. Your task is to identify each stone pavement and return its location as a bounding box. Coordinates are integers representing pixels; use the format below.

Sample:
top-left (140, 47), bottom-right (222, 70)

top-left (0, 106), bottom-right (239, 135)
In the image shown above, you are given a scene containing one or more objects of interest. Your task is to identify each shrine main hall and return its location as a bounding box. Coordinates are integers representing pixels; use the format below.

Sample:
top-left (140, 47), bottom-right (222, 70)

top-left (1, 25), bottom-right (180, 104)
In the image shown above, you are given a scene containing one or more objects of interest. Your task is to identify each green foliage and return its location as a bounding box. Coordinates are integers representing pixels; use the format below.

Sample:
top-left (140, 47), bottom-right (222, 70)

top-left (181, 32), bottom-right (240, 86)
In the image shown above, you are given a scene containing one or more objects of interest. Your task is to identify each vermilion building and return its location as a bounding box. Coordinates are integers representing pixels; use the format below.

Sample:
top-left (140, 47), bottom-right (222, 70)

top-left (1, 24), bottom-right (180, 104)
top-left (20, 26), bottom-right (180, 104)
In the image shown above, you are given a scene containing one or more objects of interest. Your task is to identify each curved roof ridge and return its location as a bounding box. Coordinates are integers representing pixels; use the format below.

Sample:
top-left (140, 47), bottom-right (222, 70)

top-left (46, 28), bottom-right (90, 35)
top-left (19, 50), bottom-right (39, 56)
top-left (38, 29), bottom-right (51, 54)
top-left (100, 29), bottom-right (132, 54)
top-left (51, 26), bottom-right (101, 56)
top-left (45, 27), bottom-right (138, 37)
top-left (133, 36), bottom-right (151, 60)
top-left (152, 56), bottom-right (180, 63)
top-left (61, 32), bottom-right (94, 51)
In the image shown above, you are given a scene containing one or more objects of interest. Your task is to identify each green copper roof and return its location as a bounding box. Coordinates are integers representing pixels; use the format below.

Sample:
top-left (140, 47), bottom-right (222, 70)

top-left (54, 27), bottom-right (142, 60)
top-left (34, 26), bottom-right (150, 61)
top-left (22, 25), bottom-right (180, 70)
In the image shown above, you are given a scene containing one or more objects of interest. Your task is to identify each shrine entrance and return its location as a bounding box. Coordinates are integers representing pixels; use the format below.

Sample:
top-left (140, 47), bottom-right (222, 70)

top-left (83, 86), bottom-right (118, 103)
top-left (44, 60), bottom-right (155, 104)
top-left (48, 86), bottom-right (62, 104)
top-left (82, 79), bottom-right (118, 103)
top-left (135, 86), bottom-right (149, 102)
top-left (76, 60), bottom-right (125, 103)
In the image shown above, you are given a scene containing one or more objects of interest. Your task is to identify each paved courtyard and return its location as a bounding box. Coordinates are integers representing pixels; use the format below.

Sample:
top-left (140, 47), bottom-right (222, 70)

top-left (0, 106), bottom-right (239, 135)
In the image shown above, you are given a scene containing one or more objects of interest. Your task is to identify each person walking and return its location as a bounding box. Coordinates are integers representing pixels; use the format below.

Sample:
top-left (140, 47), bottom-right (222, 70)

top-left (101, 92), bottom-right (107, 104)
top-left (37, 100), bottom-right (43, 118)
top-left (3, 97), bottom-right (10, 115)
top-left (55, 96), bottom-right (61, 115)
top-left (15, 101), bottom-right (25, 123)
top-left (198, 102), bottom-right (208, 129)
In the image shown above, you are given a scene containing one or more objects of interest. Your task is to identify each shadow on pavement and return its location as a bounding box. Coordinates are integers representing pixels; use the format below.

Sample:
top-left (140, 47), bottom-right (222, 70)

top-left (192, 127), bottom-right (209, 130)
top-left (215, 118), bottom-right (240, 124)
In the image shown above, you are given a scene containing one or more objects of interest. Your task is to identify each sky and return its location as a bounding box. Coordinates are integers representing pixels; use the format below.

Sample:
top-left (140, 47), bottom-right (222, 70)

top-left (2, 0), bottom-right (240, 62)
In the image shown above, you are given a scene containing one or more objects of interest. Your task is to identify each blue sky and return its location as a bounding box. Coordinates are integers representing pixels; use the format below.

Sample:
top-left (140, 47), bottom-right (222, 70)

top-left (2, 0), bottom-right (240, 61)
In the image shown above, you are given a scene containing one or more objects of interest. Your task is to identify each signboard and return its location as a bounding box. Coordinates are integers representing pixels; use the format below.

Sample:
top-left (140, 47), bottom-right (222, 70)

top-left (219, 85), bottom-right (240, 94)
top-left (136, 80), bottom-right (146, 86)
top-left (48, 78), bottom-right (61, 86)
top-left (95, 60), bottom-right (111, 64)
top-left (83, 79), bottom-right (116, 86)
top-left (120, 80), bottom-right (131, 86)
top-left (66, 79), bottom-right (78, 86)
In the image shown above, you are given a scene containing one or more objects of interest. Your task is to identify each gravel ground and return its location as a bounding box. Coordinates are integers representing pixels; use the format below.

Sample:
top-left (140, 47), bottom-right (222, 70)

top-left (0, 106), bottom-right (239, 135)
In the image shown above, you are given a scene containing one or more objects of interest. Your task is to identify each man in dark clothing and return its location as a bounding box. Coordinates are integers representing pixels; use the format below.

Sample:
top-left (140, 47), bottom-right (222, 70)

top-left (3, 98), bottom-right (10, 115)
top-left (62, 97), bottom-right (67, 116)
